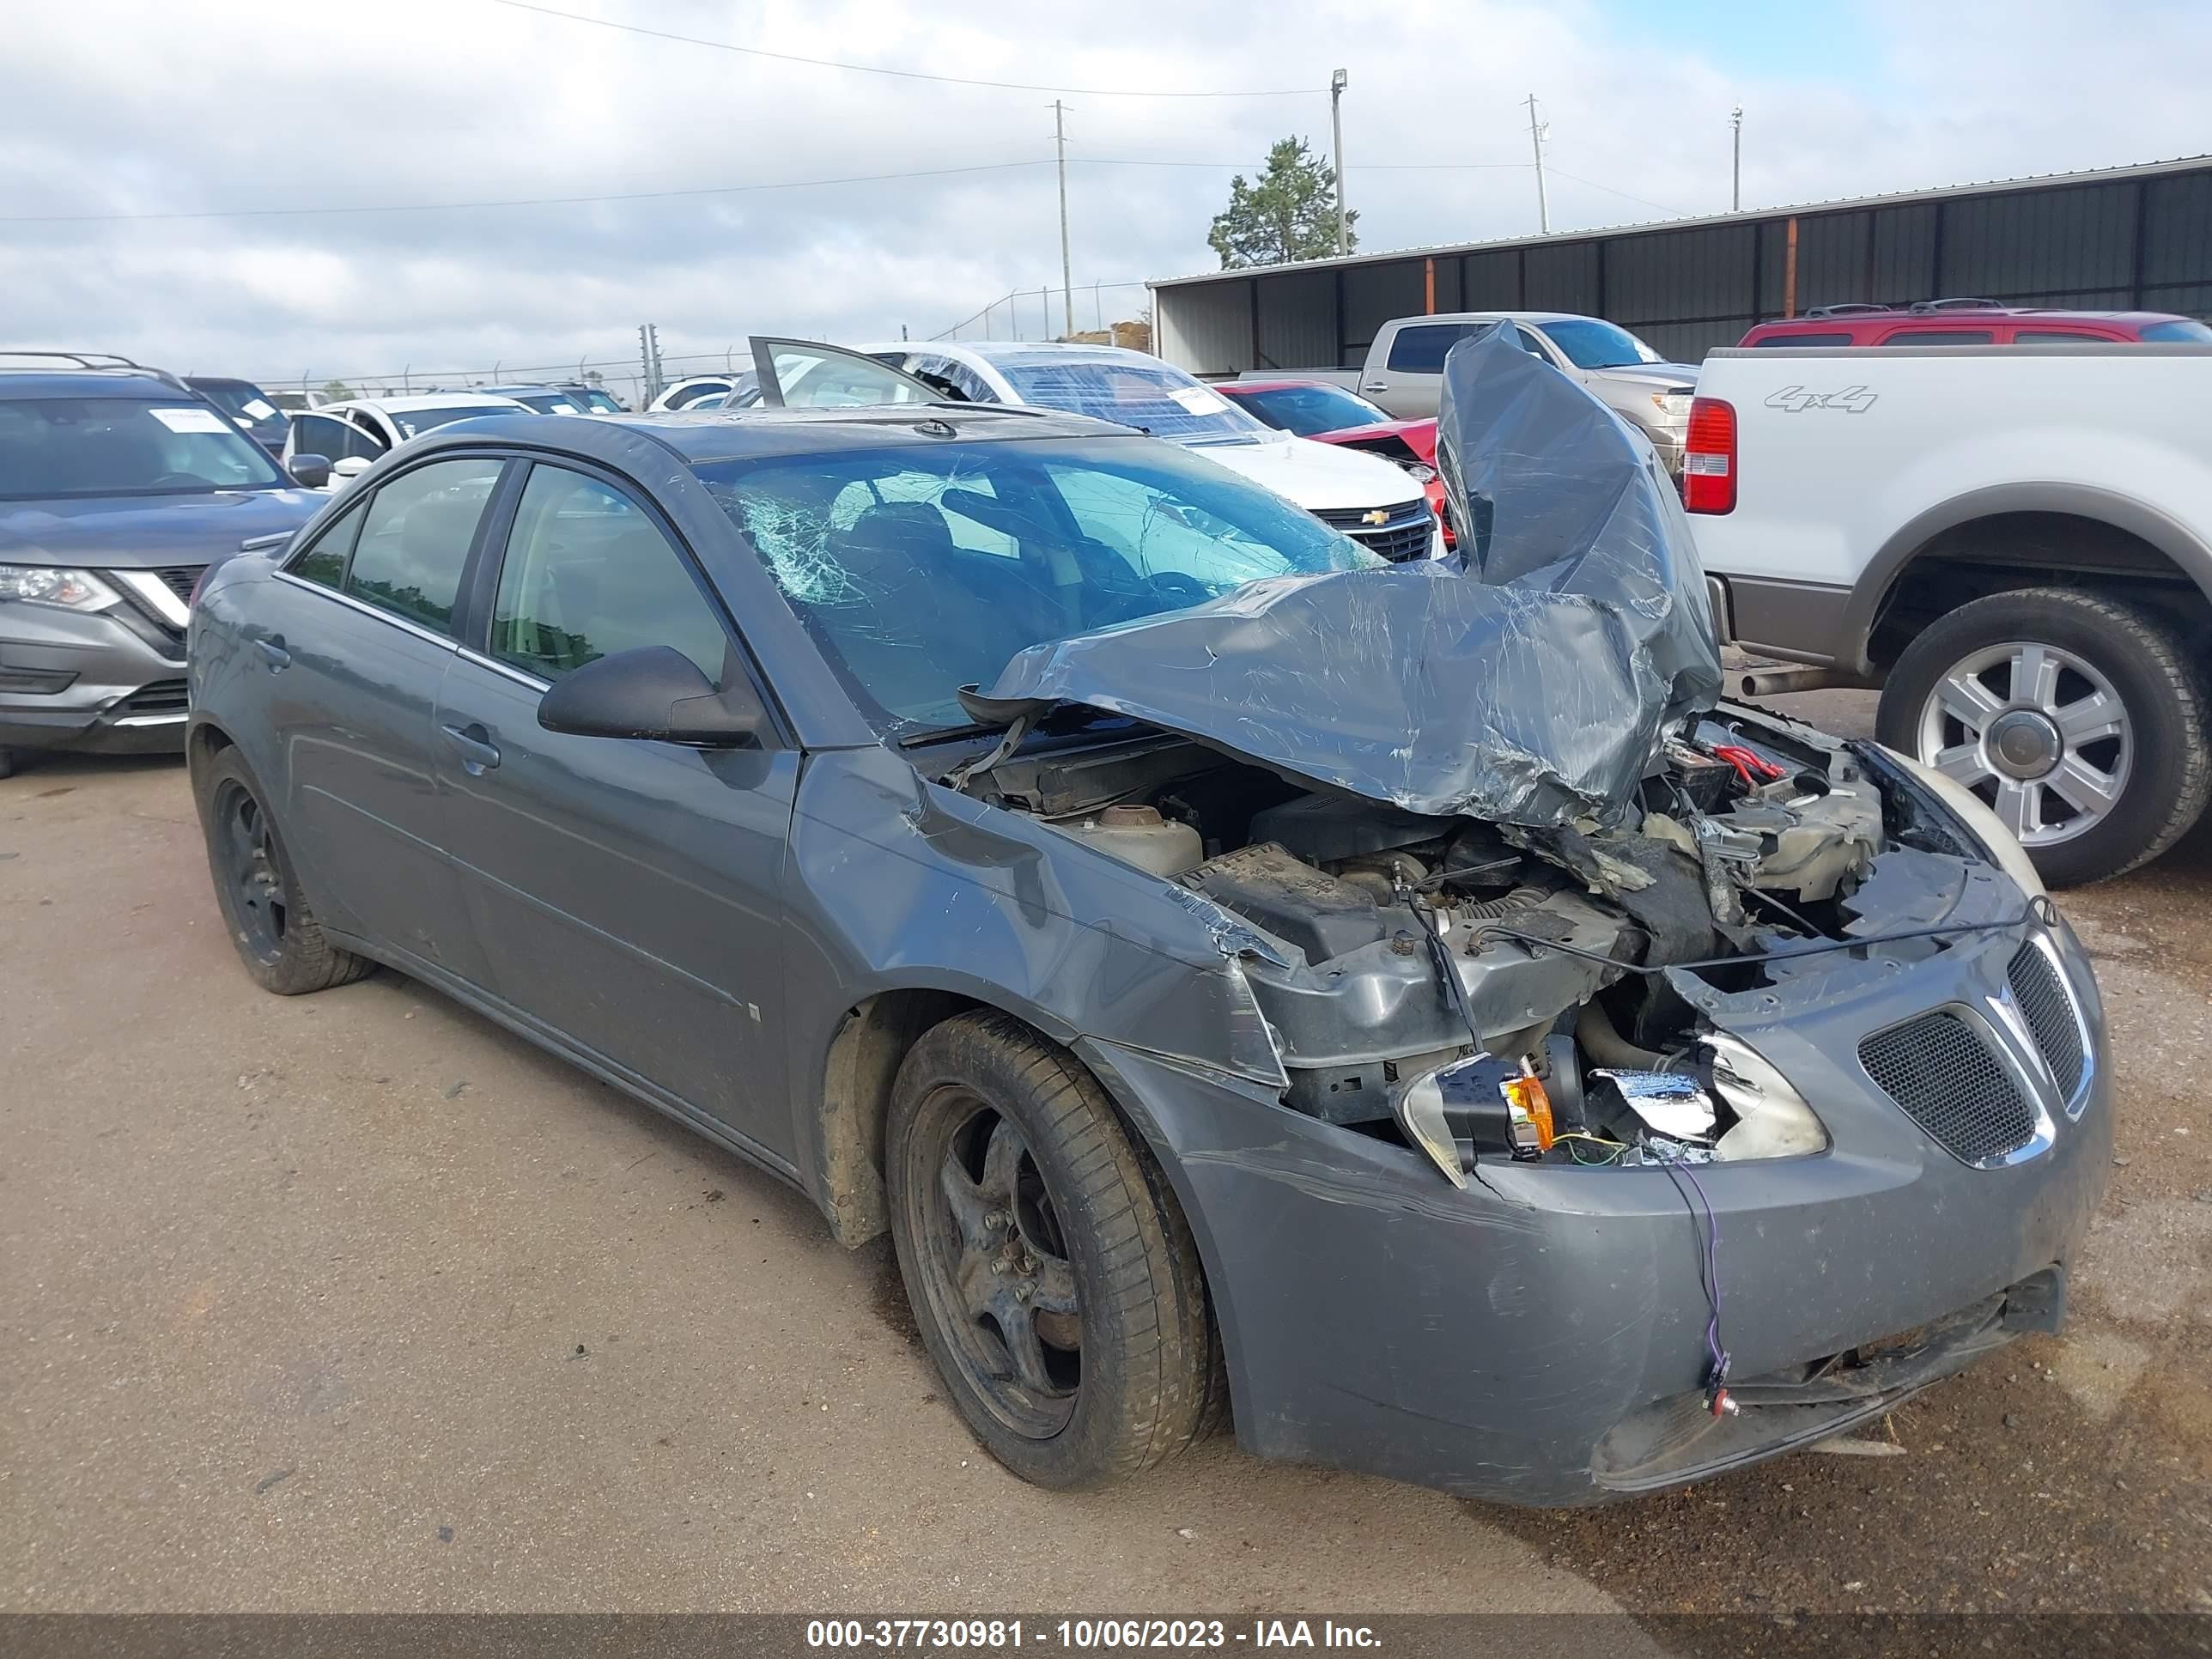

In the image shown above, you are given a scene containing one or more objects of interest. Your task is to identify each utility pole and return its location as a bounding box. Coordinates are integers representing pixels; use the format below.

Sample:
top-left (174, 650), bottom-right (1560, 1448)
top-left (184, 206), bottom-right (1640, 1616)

top-left (1730, 105), bottom-right (1744, 212)
top-left (1525, 94), bottom-right (1549, 234)
top-left (1053, 100), bottom-right (1074, 339)
top-left (1329, 70), bottom-right (1350, 256)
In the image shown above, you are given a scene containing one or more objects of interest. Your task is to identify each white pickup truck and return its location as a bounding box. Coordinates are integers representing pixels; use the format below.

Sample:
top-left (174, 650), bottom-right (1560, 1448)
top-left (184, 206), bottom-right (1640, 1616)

top-left (1686, 341), bottom-right (2212, 885)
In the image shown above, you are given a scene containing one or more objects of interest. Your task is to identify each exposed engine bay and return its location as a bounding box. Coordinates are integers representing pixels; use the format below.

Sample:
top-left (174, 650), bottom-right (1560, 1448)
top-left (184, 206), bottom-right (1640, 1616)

top-left (973, 703), bottom-right (1966, 1183)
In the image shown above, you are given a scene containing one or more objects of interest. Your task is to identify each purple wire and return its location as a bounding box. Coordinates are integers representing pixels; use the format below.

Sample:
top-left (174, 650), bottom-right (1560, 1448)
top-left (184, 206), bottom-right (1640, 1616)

top-left (1662, 1154), bottom-right (1728, 1379)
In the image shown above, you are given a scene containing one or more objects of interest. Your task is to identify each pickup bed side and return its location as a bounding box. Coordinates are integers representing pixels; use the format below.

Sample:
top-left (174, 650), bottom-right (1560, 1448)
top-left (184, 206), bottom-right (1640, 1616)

top-left (1689, 342), bottom-right (2212, 885)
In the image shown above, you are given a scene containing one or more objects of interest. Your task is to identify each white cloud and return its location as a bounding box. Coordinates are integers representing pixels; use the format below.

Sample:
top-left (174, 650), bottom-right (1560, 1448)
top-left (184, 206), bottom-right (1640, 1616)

top-left (6, 0), bottom-right (2208, 400)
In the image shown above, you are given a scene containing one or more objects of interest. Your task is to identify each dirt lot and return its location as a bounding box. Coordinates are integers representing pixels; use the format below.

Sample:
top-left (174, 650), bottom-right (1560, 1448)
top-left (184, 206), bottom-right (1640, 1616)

top-left (3, 693), bottom-right (2209, 1620)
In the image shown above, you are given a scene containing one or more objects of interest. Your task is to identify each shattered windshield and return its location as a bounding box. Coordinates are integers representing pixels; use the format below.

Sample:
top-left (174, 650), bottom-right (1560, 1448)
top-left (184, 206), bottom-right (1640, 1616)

top-left (697, 435), bottom-right (1378, 730)
top-left (991, 358), bottom-right (1267, 442)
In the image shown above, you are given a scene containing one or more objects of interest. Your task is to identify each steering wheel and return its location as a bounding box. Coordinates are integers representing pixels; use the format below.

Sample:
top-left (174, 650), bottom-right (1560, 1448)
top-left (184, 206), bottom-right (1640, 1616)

top-left (151, 472), bottom-right (206, 488)
top-left (1145, 572), bottom-right (1215, 609)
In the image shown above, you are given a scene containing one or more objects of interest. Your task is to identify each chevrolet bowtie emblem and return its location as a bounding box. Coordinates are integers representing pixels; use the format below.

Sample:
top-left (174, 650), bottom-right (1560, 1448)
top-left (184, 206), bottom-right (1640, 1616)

top-left (1362, 508), bottom-right (1390, 526)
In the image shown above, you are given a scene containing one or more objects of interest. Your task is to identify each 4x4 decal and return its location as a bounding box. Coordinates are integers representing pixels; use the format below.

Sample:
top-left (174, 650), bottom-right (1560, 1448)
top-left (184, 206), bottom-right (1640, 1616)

top-left (1765, 384), bottom-right (1879, 414)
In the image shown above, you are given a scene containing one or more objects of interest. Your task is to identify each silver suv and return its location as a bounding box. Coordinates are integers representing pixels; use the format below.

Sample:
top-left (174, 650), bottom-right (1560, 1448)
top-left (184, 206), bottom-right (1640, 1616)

top-left (0, 354), bottom-right (322, 777)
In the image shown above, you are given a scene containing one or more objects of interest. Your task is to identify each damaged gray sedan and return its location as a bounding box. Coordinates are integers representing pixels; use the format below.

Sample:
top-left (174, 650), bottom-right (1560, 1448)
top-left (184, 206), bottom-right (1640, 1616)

top-left (187, 334), bottom-right (2106, 1506)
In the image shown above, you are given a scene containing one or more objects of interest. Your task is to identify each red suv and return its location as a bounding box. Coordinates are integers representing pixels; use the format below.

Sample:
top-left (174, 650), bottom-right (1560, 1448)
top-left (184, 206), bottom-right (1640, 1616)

top-left (1739, 298), bottom-right (2212, 348)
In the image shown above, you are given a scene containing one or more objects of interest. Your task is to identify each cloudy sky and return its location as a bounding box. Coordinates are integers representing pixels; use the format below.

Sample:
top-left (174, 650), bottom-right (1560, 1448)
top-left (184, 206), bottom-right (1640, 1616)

top-left (4, 0), bottom-right (2207, 400)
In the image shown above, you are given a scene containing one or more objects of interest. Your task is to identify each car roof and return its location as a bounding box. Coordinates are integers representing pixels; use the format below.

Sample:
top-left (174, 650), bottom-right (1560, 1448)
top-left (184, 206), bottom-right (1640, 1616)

top-left (1222, 378), bottom-right (1359, 393)
top-left (1413, 311), bottom-right (1578, 325)
top-left (1753, 307), bottom-right (2185, 328)
top-left (0, 368), bottom-right (198, 402)
top-left (891, 341), bottom-right (1171, 371)
top-left (411, 401), bottom-right (1126, 467)
top-left (320, 393), bottom-right (532, 414)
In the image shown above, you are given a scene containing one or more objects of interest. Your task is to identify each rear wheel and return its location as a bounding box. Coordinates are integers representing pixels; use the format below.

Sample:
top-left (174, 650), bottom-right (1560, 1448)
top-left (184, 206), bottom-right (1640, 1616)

top-left (1876, 586), bottom-right (2210, 885)
top-left (192, 748), bottom-right (373, 994)
top-left (886, 1012), bottom-right (1215, 1490)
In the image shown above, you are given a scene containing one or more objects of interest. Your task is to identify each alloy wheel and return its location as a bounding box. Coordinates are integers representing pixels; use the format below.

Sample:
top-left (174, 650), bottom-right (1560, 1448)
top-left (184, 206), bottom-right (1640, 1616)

top-left (1914, 640), bottom-right (2131, 848)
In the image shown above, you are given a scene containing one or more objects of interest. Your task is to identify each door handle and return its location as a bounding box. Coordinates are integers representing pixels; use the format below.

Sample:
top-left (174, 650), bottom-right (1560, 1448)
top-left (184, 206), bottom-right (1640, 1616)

top-left (1361, 381), bottom-right (1389, 392)
top-left (254, 635), bottom-right (290, 671)
top-left (439, 721), bottom-right (501, 775)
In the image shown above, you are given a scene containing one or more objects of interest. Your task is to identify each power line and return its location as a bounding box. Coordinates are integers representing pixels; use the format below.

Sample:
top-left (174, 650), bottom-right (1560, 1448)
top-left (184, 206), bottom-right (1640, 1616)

top-left (0, 159), bottom-right (1050, 225)
top-left (478, 0), bottom-right (1316, 98)
top-left (1543, 165), bottom-right (1687, 217)
top-left (3, 155), bottom-right (1553, 225)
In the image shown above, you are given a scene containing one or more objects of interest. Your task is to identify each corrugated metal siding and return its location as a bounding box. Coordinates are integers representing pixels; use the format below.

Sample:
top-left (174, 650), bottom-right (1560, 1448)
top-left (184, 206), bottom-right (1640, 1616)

top-left (1155, 160), bottom-right (2212, 370)
top-left (1524, 240), bottom-right (1601, 313)
top-left (1462, 248), bottom-right (1522, 309)
top-left (1155, 281), bottom-right (1254, 376)
top-left (1941, 181), bottom-right (2136, 298)
top-left (1340, 259), bottom-right (1426, 357)
top-left (1254, 269), bottom-right (1337, 372)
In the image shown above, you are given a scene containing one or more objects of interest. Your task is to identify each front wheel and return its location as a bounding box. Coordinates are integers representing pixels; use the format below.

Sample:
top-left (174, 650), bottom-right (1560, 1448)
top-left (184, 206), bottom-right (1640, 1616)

top-left (192, 747), bottom-right (374, 994)
top-left (1876, 586), bottom-right (2210, 885)
top-left (886, 1012), bottom-right (1217, 1490)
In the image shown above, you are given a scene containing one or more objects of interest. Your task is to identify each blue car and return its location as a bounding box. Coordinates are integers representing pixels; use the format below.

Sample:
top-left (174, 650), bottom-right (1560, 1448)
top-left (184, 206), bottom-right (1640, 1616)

top-left (0, 355), bottom-right (323, 777)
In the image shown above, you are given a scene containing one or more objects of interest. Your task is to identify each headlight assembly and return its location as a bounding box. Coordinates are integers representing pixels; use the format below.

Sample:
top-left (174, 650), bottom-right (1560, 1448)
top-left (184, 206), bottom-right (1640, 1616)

top-left (0, 566), bottom-right (121, 613)
top-left (1881, 744), bottom-right (2046, 898)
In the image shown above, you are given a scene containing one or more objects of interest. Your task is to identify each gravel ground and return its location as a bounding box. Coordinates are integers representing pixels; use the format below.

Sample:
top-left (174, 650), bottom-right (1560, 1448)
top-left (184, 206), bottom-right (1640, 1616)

top-left (3, 714), bottom-right (2209, 1620)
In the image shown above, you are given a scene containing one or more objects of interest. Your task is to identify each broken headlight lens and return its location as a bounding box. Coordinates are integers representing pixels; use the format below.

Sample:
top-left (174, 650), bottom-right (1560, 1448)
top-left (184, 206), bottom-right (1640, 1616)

top-left (0, 566), bottom-right (120, 612)
top-left (1880, 745), bottom-right (2046, 898)
top-left (1705, 1030), bottom-right (1828, 1161)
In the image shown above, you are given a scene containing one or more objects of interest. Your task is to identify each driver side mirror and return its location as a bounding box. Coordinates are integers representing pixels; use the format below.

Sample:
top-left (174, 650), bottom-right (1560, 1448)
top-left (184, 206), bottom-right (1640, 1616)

top-left (331, 456), bottom-right (374, 481)
top-left (286, 453), bottom-right (331, 489)
top-left (537, 646), bottom-right (766, 748)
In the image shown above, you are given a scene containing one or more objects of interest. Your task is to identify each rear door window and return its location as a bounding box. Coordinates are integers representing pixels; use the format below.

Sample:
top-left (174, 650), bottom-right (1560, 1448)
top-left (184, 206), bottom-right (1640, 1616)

top-left (344, 458), bottom-right (504, 634)
top-left (1875, 329), bottom-right (1995, 345)
top-left (2014, 328), bottom-right (2120, 343)
top-left (1383, 323), bottom-right (1482, 374)
top-left (1753, 331), bottom-right (1853, 347)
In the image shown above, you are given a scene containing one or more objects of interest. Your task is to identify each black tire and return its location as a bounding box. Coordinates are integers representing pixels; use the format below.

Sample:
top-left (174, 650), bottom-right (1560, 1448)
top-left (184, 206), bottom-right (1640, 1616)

top-left (0, 747), bottom-right (15, 781)
top-left (191, 746), bottom-right (374, 995)
top-left (1876, 586), bottom-right (2211, 886)
top-left (886, 1011), bottom-right (1216, 1490)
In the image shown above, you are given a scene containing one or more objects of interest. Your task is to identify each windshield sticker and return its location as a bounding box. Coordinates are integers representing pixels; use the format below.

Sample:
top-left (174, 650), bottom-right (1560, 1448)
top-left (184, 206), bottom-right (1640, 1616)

top-left (1168, 385), bottom-right (1231, 416)
top-left (240, 398), bottom-right (279, 420)
top-left (152, 407), bottom-right (231, 434)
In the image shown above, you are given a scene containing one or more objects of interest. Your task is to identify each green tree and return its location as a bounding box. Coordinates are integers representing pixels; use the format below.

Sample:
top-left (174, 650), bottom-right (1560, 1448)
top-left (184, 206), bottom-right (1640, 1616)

top-left (1206, 137), bottom-right (1356, 269)
top-left (319, 380), bottom-right (356, 403)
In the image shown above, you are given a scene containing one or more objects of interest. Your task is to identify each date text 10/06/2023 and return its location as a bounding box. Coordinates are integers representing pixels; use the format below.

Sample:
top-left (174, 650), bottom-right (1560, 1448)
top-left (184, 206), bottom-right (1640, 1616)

top-left (805, 1620), bottom-right (1382, 1650)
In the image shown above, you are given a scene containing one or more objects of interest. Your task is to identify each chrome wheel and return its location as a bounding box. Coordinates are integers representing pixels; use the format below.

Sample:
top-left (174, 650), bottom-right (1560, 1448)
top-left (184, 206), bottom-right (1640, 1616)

top-left (1914, 640), bottom-right (2130, 847)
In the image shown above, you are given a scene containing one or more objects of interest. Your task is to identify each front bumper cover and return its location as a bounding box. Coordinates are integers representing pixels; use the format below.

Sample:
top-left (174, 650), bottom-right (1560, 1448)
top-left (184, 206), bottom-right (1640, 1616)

top-left (0, 599), bottom-right (190, 756)
top-left (1079, 908), bottom-right (2109, 1508)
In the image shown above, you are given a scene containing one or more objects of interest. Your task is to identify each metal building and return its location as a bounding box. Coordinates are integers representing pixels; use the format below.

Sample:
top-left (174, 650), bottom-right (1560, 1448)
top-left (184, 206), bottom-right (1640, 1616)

top-left (1150, 154), bottom-right (2212, 374)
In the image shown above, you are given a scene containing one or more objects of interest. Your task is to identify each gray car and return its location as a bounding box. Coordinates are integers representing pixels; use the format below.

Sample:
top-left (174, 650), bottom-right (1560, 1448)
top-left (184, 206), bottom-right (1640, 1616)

top-left (185, 341), bottom-right (2106, 1506)
top-left (0, 356), bottom-right (324, 777)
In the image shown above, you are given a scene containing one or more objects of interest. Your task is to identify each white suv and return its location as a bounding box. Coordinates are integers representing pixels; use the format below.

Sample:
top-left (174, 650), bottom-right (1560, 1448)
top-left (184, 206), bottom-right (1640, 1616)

top-left (281, 393), bottom-right (532, 488)
top-left (863, 342), bottom-right (1438, 562)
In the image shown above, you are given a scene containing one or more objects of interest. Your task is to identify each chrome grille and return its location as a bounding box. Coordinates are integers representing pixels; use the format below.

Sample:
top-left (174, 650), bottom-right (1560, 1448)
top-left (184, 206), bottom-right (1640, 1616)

top-left (155, 566), bottom-right (204, 603)
top-left (1859, 1012), bottom-right (2038, 1166)
top-left (2008, 944), bottom-right (2085, 1100)
top-left (1314, 505), bottom-right (1434, 563)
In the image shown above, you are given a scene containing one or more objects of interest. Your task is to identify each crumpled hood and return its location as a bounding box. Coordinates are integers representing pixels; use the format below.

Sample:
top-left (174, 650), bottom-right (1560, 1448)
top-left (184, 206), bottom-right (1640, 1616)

top-left (0, 489), bottom-right (322, 569)
top-left (971, 325), bottom-right (1722, 826)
